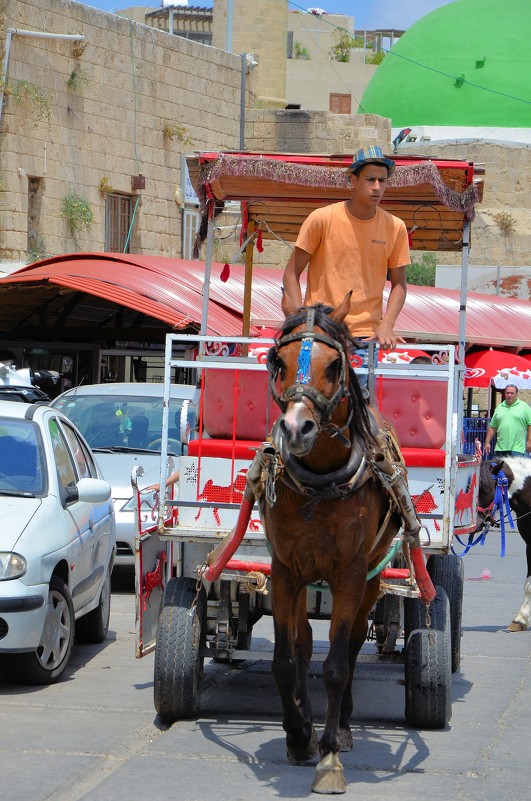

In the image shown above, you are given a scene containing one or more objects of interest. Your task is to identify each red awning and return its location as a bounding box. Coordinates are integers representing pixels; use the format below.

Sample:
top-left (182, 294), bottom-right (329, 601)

top-left (2, 253), bottom-right (531, 349)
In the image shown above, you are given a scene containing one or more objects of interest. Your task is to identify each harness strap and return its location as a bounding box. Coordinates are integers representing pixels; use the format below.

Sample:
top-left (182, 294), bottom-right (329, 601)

top-left (452, 469), bottom-right (515, 558)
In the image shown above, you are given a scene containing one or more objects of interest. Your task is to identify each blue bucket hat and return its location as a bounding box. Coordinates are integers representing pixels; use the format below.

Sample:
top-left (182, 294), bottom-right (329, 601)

top-left (345, 145), bottom-right (396, 176)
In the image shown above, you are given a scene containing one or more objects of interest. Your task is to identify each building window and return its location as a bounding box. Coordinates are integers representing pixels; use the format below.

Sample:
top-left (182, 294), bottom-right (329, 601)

top-left (105, 194), bottom-right (133, 253)
top-left (329, 93), bottom-right (352, 114)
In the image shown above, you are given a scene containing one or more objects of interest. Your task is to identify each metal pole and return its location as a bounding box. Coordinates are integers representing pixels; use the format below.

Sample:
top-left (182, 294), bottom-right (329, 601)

top-left (1, 29), bottom-right (84, 128)
top-left (226, 0), bottom-right (233, 52)
top-left (456, 220), bottom-right (471, 439)
top-left (200, 214), bottom-right (215, 341)
top-left (240, 53), bottom-right (247, 151)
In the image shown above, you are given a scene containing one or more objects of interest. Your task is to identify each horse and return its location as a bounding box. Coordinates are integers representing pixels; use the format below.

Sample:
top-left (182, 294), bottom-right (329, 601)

top-left (256, 293), bottom-right (409, 794)
top-left (477, 457), bottom-right (531, 631)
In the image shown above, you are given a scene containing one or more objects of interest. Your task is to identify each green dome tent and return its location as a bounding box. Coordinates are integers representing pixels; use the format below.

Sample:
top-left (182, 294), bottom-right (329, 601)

top-left (359, 0), bottom-right (531, 130)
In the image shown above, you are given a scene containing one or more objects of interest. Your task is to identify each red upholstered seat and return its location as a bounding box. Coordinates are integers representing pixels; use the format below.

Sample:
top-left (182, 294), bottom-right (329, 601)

top-left (401, 448), bottom-right (445, 467)
top-left (187, 438), bottom-right (263, 460)
top-left (374, 377), bottom-right (448, 450)
top-left (196, 370), bottom-right (448, 469)
top-left (202, 368), bottom-right (280, 441)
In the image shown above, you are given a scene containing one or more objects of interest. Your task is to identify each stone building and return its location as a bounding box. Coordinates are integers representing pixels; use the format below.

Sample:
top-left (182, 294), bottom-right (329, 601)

top-left (0, 0), bottom-right (390, 272)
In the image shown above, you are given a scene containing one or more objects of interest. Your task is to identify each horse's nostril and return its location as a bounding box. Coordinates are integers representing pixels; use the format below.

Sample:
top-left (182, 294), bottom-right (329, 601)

top-left (301, 420), bottom-right (317, 437)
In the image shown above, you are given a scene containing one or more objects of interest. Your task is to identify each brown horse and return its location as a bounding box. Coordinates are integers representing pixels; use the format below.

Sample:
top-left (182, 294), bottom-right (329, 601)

top-left (259, 294), bottom-right (404, 794)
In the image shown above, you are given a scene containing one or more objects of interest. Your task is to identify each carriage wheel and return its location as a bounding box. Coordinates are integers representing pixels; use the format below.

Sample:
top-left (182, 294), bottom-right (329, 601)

top-left (154, 576), bottom-right (206, 722)
top-left (404, 586), bottom-right (452, 730)
top-left (427, 553), bottom-right (464, 673)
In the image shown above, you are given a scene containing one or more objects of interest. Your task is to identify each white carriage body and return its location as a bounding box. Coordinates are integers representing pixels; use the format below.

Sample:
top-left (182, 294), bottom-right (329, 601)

top-left (135, 335), bottom-right (479, 657)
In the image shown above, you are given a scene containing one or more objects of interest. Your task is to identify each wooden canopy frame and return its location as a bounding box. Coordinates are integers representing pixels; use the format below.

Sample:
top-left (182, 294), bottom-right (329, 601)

top-left (187, 150), bottom-right (484, 366)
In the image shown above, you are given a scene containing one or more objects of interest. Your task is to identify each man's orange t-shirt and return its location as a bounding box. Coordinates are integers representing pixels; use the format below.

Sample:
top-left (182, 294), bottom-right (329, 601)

top-left (295, 202), bottom-right (410, 337)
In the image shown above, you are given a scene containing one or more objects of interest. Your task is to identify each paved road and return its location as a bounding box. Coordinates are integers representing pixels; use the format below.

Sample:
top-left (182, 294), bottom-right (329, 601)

top-left (1, 536), bottom-right (530, 801)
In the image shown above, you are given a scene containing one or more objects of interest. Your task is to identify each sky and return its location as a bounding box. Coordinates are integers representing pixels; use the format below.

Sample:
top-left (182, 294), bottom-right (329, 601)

top-left (77, 1), bottom-right (457, 32)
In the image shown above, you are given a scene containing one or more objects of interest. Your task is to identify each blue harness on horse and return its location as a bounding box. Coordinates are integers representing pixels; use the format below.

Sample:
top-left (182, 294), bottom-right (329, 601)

top-left (452, 466), bottom-right (515, 557)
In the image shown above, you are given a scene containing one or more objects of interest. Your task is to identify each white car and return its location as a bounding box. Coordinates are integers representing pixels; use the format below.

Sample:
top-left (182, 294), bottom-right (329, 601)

top-left (0, 401), bottom-right (115, 685)
top-left (51, 383), bottom-right (198, 567)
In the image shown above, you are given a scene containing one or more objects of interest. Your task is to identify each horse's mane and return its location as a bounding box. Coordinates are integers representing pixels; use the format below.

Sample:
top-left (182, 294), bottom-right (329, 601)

top-left (479, 459), bottom-right (496, 502)
top-left (279, 304), bottom-right (377, 448)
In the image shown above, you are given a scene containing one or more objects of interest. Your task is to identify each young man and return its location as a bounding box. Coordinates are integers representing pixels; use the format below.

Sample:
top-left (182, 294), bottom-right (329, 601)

top-left (282, 145), bottom-right (410, 386)
top-left (483, 384), bottom-right (531, 457)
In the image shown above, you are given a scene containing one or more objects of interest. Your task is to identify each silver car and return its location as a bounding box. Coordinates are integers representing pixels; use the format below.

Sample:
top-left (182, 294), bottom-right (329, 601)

top-left (0, 401), bottom-right (115, 685)
top-left (51, 383), bottom-right (198, 567)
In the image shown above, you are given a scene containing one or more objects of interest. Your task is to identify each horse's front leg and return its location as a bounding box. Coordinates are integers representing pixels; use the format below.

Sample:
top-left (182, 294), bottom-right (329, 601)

top-left (338, 576), bottom-right (382, 751)
top-left (271, 558), bottom-right (318, 762)
top-left (312, 574), bottom-right (367, 794)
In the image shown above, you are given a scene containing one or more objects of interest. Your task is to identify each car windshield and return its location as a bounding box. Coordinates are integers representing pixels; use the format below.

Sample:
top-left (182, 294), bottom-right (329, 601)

top-left (0, 417), bottom-right (46, 495)
top-left (52, 393), bottom-right (194, 454)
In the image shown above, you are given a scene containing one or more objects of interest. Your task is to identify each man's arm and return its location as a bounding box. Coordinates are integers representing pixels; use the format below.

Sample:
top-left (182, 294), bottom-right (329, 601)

top-left (483, 425), bottom-right (497, 454)
top-left (375, 265), bottom-right (407, 348)
top-left (282, 246), bottom-right (311, 309)
top-left (526, 423), bottom-right (531, 453)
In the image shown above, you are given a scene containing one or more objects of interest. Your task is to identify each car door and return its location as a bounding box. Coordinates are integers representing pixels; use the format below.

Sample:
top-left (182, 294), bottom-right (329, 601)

top-left (47, 416), bottom-right (95, 611)
top-left (59, 420), bottom-right (113, 606)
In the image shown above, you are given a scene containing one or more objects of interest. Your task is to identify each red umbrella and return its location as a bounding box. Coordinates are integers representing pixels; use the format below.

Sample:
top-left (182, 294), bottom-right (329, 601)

top-left (464, 349), bottom-right (531, 388)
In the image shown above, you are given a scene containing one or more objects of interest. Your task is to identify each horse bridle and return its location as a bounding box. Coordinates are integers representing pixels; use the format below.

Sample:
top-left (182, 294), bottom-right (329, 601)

top-left (266, 307), bottom-right (350, 427)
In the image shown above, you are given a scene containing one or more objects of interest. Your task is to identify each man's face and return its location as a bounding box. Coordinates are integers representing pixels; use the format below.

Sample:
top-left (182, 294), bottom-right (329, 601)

top-left (504, 386), bottom-right (517, 405)
top-left (349, 164), bottom-right (389, 209)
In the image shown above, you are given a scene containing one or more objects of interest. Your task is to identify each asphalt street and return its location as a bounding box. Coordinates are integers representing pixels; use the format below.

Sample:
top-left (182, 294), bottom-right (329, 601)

top-left (1, 533), bottom-right (530, 801)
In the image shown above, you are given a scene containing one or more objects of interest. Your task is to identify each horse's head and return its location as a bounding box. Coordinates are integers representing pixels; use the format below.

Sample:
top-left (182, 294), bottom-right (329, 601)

top-left (267, 293), bottom-right (373, 458)
top-left (476, 457), bottom-right (513, 530)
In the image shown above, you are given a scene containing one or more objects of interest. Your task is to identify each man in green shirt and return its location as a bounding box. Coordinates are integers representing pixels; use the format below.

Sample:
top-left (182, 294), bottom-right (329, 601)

top-left (483, 384), bottom-right (531, 457)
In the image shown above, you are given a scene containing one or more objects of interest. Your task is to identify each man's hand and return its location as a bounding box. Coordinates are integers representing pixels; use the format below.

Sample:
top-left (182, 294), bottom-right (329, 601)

top-left (373, 320), bottom-right (406, 349)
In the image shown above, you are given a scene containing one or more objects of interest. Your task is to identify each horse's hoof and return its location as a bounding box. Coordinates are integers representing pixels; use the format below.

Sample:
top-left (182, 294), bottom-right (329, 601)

top-left (287, 726), bottom-right (319, 763)
top-left (338, 727), bottom-right (353, 752)
top-left (311, 752), bottom-right (346, 795)
top-left (507, 620), bottom-right (527, 632)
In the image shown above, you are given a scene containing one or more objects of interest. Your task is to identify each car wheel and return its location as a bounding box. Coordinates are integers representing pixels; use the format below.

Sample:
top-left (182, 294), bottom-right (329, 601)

top-left (76, 562), bottom-right (112, 644)
top-left (3, 575), bottom-right (75, 685)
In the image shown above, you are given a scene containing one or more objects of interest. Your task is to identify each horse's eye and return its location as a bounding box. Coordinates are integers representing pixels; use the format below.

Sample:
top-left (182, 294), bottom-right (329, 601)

top-left (267, 349), bottom-right (284, 377)
top-left (325, 358), bottom-right (341, 383)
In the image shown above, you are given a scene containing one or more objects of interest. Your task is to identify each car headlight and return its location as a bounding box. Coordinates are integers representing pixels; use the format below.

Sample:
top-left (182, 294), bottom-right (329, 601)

top-left (0, 552), bottom-right (27, 580)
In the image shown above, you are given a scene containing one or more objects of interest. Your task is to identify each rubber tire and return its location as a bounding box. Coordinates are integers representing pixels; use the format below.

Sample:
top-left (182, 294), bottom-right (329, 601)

top-left (76, 562), bottom-right (112, 644)
top-left (404, 586), bottom-right (452, 730)
top-left (3, 575), bottom-right (75, 685)
top-left (427, 553), bottom-right (464, 673)
top-left (154, 576), bottom-right (206, 722)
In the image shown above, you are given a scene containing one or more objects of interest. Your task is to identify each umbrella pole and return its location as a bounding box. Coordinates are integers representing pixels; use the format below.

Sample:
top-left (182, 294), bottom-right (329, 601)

top-left (466, 388), bottom-right (473, 417)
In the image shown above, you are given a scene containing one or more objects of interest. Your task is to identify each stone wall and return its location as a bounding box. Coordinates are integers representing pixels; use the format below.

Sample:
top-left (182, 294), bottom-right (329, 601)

top-left (245, 109), bottom-right (390, 158)
top-left (0, 0), bottom-right (244, 261)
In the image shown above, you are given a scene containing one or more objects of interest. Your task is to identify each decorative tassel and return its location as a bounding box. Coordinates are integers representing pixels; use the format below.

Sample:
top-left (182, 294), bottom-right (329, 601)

top-left (220, 263), bottom-right (230, 282)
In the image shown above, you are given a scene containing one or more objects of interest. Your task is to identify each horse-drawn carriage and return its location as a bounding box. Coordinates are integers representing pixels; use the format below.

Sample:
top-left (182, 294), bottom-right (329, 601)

top-left (134, 151), bottom-right (484, 793)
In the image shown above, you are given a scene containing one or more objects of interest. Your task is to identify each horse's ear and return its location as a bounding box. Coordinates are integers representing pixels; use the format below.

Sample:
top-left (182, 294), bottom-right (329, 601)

top-left (281, 287), bottom-right (300, 319)
top-left (329, 292), bottom-right (352, 324)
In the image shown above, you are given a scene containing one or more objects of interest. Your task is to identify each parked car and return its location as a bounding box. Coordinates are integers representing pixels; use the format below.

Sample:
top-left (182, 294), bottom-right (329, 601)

top-left (51, 383), bottom-right (199, 567)
top-left (1, 361), bottom-right (51, 405)
top-left (0, 401), bottom-right (115, 685)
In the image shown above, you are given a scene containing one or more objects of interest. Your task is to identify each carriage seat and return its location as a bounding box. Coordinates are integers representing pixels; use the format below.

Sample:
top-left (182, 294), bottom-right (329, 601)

top-left (201, 368), bottom-right (280, 441)
top-left (375, 377), bottom-right (448, 469)
top-left (195, 370), bottom-right (448, 468)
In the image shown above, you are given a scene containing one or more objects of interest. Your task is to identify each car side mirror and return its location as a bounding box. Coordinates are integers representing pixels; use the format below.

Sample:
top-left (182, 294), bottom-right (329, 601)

top-left (66, 478), bottom-right (112, 505)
